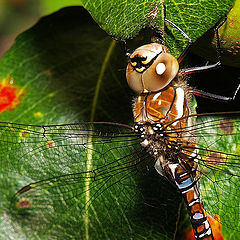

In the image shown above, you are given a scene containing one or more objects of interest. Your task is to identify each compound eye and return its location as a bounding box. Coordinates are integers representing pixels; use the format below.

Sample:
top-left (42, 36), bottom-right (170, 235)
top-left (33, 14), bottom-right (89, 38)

top-left (126, 62), bottom-right (144, 93)
top-left (142, 53), bottom-right (179, 92)
top-left (126, 43), bottom-right (164, 93)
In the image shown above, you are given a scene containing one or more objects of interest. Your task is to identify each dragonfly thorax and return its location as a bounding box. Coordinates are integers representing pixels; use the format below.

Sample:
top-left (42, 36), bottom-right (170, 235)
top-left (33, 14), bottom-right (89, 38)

top-left (134, 122), bottom-right (164, 138)
top-left (133, 84), bottom-right (191, 124)
top-left (134, 122), bottom-right (181, 164)
top-left (135, 122), bottom-right (166, 151)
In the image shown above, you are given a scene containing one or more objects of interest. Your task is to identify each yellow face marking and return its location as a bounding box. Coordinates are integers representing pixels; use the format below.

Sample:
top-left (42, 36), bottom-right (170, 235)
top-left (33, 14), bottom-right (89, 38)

top-left (136, 68), bottom-right (144, 73)
top-left (131, 62), bottom-right (137, 67)
top-left (141, 60), bottom-right (150, 65)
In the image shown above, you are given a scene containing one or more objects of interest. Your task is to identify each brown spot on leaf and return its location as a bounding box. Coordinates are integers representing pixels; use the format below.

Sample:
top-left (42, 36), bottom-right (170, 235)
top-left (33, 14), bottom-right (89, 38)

top-left (17, 199), bottom-right (31, 209)
top-left (147, 3), bottom-right (159, 19)
top-left (20, 130), bottom-right (29, 138)
top-left (44, 70), bottom-right (53, 76)
top-left (218, 119), bottom-right (234, 134)
top-left (46, 140), bottom-right (55, 148)
top-left (206, 152), bottom-right (226, 166)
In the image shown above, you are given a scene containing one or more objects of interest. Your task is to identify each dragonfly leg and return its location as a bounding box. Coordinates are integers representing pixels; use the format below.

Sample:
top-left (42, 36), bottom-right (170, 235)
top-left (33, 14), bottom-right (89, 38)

top-left (179, 15), bottom-right (227, 75)
top-left (188, 83), bottom-right (240, 102)
top-left (121, 39), bottom-right (131, 57)
top-left (162, 3), bottom-right (193, 63)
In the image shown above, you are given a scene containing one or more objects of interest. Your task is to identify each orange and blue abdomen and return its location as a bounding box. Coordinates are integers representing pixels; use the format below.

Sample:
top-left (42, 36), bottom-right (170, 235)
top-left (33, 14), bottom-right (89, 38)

top-left (172, 164), bottom-right (214, 240)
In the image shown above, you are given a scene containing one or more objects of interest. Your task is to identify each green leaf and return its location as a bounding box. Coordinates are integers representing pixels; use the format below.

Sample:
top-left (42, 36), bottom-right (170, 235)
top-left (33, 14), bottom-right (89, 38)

top-left (197, 115), bottom-right (240, 239)
top-left (0, 7), bottom-right (132, 125)
top-left (40, 0), bottom-right (83, 15)
top-left (162, 0), bottom-right (234, 57)
top-left (0, 7), bottom-right (181, 240)
top-left (2, 0), bottom-right (234, 58)
top-left (191, 0), bottom-right (240, 67)
top-left (81, 0), bottom-right (234, 57)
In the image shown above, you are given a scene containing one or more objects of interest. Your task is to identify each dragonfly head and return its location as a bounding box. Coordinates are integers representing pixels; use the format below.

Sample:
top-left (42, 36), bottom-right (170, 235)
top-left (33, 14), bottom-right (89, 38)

top-left (126, 43), bottom-right (179, 94)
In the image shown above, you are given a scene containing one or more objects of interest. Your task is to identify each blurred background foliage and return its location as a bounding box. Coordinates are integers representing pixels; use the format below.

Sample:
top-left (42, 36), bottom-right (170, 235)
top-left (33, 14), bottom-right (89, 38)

top-left (0, 0), bottom-right (82, 58)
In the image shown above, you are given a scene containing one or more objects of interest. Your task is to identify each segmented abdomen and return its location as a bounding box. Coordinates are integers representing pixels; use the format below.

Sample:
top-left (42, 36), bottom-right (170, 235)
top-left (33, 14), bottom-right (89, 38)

top-left (170, 163), bottom-right (214, 240)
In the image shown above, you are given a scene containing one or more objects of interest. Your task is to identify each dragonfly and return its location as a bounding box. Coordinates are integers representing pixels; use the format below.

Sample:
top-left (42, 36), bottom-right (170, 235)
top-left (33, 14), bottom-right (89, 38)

top-left (1, 10), bottom-right (240, 240)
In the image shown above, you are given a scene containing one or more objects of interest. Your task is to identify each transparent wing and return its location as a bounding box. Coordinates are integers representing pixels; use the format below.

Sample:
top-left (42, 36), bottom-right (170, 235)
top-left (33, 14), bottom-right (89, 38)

top-left (165, 112), bottom-right (240, 233)
top-left (0, 121), bottom-right (146, 201)
top-left (0, 122), bottom-right (180, 239)
top-left (4, 113), bottom-right (238, 238)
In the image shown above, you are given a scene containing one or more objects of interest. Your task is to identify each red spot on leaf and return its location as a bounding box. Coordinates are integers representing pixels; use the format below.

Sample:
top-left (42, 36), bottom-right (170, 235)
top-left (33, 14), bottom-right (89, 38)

top-left (0, 75), bottom-right (24, 113)
top-left (182, 215), bottom-right (224, 240)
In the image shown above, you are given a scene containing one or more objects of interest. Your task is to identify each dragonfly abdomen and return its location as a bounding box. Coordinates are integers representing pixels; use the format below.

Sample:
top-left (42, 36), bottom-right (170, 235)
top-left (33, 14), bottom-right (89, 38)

top-left (170, 164), bottom-right (214, 240)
